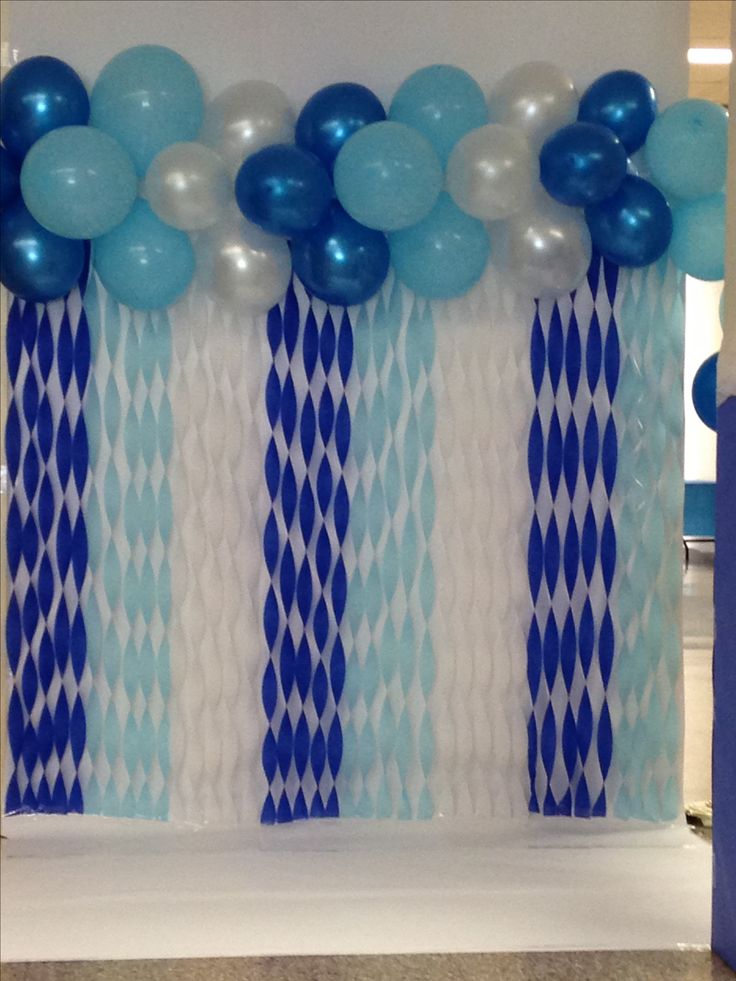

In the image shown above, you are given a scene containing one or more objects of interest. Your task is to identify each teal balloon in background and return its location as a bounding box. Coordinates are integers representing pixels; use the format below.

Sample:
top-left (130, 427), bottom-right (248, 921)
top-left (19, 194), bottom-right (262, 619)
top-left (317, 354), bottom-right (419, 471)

top-left (334, 121), bottom-right (442, 231)
top-left (93, 199), bottom-right (195, 309)
top-left (644, 99), bottom-right (728, 200)
top-left (90, 45), bottom-right (204, 176)
top-left (21, 126), bottom-right (137, 239)
top-left (390, 64), bottom-right (489, 165)
top-left (669, 193), bottom-right (725, 281)
top-left (389, 193), bottom-right (490, 298)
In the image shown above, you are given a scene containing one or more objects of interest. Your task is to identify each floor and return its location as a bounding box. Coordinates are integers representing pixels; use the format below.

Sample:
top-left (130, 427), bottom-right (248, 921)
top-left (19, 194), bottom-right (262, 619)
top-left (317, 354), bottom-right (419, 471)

top-left (2, 951), bottom-right (735, 981)
top-left (683, 542), bottom-right (715, 808)
top-left (3, 543), bottom-right (727, 980)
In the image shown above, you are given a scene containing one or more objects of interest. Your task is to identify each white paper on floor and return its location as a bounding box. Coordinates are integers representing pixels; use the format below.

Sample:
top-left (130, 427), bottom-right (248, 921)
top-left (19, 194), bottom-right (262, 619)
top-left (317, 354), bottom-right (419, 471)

top-left (1, 814), bottom-right (711, 961)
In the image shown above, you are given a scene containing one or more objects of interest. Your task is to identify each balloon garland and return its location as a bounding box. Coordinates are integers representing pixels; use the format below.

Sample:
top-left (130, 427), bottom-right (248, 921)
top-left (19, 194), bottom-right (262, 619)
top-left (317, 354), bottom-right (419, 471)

top-left (0, 48), bottom-right (729, 311)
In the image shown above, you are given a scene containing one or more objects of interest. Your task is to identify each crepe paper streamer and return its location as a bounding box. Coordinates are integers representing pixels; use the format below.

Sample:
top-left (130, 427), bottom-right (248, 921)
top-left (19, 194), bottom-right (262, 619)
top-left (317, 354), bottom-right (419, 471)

top-left (261, 280), bottom-right (351, 823)
top-left (338, 280), bottom-right (436, 819)
top-left (80, 274), bottom-right (171, 819)
top-left (5, 291), bottom-right (89, 814)
top-left (611, 259), bottom-right (684, 821)
top-left (527, 255), bottom-right (619, 817)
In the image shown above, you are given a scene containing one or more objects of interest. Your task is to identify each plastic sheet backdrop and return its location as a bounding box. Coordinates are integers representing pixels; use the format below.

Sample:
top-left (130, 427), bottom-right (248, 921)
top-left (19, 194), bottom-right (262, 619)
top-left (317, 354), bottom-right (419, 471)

top-left (4, 261), bottom-right (685, 825)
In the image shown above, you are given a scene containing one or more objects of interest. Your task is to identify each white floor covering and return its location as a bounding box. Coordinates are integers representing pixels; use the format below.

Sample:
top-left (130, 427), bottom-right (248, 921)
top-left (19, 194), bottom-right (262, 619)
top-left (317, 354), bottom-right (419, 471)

top-left (0, 815), bottom-right (711, 962)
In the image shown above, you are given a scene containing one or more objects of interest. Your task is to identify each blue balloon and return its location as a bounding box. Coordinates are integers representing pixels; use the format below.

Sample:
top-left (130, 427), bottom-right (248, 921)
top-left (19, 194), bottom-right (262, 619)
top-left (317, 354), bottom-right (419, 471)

top-left (390, 64), bottom-right (488, 165)
top-left (90, 45), bottom-right (204, 176)
top-left (0, 56), bottom-right (89, 161)
top-left (578, 70), bottom-right (657, 153)
top-left (296, 82), bottom-right (386, 172)
top-left (644, 99), bottom-right (728, 201)
top-left (1, 146), bottom-right (20, 207)
top-left (0, 198), bottom-right (85, 302)
top-left (389, 193), bottom-right (490, 299)
top-left (585, 176), bottom-right (672, 268)
top-left (235, 144), bottom-right (332, 238)
top-left (290, 201), bottom-right (389, 306)
top-left (692, 353), bottom-right (718, 432)
top-left (334, 121), bottom-right (442, 231)
top-left (93, 199), bottom-right (195, 310)
top-left (540, 122), bottom-right (627, 206)
top-left (670, 193), bottom-right (725, 281)
top-left (21, 126), bottom-right (137, 239)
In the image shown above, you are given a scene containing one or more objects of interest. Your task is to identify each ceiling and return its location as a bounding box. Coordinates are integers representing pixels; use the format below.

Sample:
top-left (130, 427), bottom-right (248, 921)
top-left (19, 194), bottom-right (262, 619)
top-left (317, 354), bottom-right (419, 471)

top-left (689, 0), bottom-right (732, 103)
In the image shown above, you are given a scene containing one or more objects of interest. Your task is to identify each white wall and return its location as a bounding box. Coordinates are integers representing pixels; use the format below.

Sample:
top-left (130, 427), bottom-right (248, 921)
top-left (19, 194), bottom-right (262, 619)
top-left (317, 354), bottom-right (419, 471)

top-left (684, 278), bottom-right (723, 482)
top-left (9, 0), bottom-right (687, 107)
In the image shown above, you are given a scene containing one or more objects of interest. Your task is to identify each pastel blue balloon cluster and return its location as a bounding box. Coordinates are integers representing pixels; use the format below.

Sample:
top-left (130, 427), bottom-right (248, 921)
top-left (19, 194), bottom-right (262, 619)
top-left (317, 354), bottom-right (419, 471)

top-left (235, 64), bottom-right (492, 304)
top-left (538, 71), bottom-right (728, 278)
top-left (1, 51), bottom-right (729, 312)
top-left (0, 47), bottom-right (200, 307)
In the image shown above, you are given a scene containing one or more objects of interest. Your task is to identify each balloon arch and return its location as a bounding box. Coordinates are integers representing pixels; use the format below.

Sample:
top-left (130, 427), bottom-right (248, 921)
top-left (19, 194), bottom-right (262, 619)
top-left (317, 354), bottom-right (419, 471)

top-left (0, 47), bottom-right (729, 311)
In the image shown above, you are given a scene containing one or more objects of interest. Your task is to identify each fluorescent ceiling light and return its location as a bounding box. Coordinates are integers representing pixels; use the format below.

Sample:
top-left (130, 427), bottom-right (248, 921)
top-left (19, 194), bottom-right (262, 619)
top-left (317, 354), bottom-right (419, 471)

top-left (688, 47), bottom-right (733, 65)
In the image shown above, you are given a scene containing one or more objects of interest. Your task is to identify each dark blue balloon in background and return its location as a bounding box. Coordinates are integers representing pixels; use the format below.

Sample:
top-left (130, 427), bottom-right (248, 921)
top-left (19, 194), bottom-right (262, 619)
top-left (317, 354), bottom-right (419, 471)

top-left (540, 121), bottom-right (627, 206)
top-left (296, 82), bottom-right (386, 172)
top-left (0, 55), bottom-right (90, 161)
top-left (0, 145), bottom-right (21, 206)
top-left (0, 198), bottom-right (86, 302)
top-left (692, 353), bottom-right (718, 432)
top-left (578, 70), bottom-right (657, 153)
top-left (290, 201), bottom-right (390, 306)
top-left (235, 143), bottom-right (333, 237)
top-left (585, 175), bottom-right (672, 267)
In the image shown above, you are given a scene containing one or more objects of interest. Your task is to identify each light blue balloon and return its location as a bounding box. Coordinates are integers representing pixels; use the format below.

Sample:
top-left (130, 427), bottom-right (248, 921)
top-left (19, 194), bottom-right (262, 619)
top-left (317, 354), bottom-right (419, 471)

top-left (390, 64), bottom-right (489, 166)
top-left (669, 193), bottom-right (725, 282)
top-left (93, 199), bottom-right (195, 310)
top-left (20, 126), bottom-right (137, 239)
top-left (334, 121), bottom-right (442, 231)
top-left (644, 99), bottom-right (728, 200)
top-left (91, 45), bottom-right (204, 176)
top-left (389, 193), bottom-right (490, 298)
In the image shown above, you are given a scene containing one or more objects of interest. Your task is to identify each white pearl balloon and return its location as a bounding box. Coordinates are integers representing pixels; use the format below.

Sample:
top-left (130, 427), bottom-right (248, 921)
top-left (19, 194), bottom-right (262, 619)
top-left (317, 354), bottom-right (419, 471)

top-left (446, 124), bottom-right (536, 220)
top-left (491, 199), bottom-right (592, 299)
top-left (200, 81), bottom-right (295, 178)
top-left (488, 62), bottom-right (578, 151)
top-left (144, 142), bottom-right (230, 231)
top-left (195, 216), bottom-right (292, 313)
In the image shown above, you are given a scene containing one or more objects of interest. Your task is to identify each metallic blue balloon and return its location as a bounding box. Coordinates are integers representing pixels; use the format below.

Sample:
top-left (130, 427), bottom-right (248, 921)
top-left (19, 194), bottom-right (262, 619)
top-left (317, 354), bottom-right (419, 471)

top-left (692, 353), bottom-right (718, 432)
top-left (296, 82), bottom-right (385, 172)
top-left (0, 56), bottom-right (89, 161)
top-left (235, 144), bottom-right (333, 237)
top-left (578, 70), bottom-right (657, 153)
top-left (290, 201), bottom-right (389, 306)
top-left (540, 122), bottom-right (627, 206)
top-left (0, 146), bottom-right (21, 206)
top-left (0, 198), bottom-right (85, 301)
top-left (585, 176), bottom-right (672, 268)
